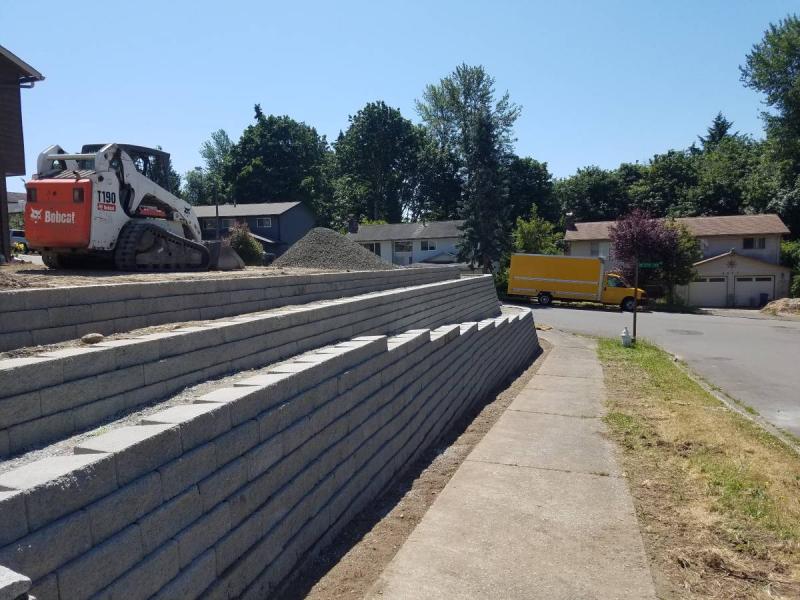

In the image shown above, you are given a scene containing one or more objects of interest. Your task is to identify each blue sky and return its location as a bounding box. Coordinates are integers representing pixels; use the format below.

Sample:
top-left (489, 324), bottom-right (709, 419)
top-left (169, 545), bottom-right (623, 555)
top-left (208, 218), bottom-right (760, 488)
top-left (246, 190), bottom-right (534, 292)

top-left (2, 0), bottom-right (797, 193)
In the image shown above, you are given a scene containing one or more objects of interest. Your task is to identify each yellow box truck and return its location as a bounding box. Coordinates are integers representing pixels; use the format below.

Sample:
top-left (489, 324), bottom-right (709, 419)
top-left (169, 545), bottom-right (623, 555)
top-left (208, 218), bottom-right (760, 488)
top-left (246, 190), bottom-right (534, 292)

top-left (507, 254), bottom-right (646, 310)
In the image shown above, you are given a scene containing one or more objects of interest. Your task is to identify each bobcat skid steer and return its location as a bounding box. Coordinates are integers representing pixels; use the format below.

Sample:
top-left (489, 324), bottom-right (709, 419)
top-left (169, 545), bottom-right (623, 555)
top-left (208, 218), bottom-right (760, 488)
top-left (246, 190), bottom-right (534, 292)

top-left (24, 143), bottom-right (242, 271)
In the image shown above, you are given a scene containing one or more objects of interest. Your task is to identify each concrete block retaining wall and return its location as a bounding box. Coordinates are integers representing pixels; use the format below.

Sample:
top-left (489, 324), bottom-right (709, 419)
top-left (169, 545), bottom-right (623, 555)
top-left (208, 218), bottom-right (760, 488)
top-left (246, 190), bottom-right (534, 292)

top-left (0, 267), bottom-right (459, 352)
top-left (0, 308), bottom-right (537, 600)
top-left (0, 276), bottom-right (499, 457)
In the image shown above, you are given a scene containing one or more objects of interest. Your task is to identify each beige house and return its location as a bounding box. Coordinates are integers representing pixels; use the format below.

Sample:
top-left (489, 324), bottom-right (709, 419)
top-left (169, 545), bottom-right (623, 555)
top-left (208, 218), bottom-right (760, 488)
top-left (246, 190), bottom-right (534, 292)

top-left (564, 214), bottom-right (791, 307)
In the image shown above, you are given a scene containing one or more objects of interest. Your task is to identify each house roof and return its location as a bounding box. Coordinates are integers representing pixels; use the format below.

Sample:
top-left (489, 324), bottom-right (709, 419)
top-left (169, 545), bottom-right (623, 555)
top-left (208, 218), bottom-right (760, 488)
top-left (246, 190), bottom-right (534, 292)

top-left (347, 220), bottom-right (464, 242)
top-left (6, 192), bottom-right (25, 213)
top-left (564, 214), bottom-right (790, 241)
top-left (0, 45), bottom-right (44, 83)
top-left (693, 249), bottom-right (791, 271)
top-left (193, 202), bottom-right (301, 218)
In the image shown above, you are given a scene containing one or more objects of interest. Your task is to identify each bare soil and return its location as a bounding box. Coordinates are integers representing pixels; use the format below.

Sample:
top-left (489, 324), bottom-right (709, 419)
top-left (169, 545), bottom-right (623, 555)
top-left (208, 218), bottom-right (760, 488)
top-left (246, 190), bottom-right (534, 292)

top-left (0, 263), bottom-right (324, 290)
top-left (277, 336), bottom-right (550, 600)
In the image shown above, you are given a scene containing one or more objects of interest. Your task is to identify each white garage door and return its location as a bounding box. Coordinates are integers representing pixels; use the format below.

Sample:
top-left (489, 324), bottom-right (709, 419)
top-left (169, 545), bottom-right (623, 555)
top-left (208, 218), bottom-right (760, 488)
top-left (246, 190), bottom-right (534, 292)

top-left (688, 277), bottom-right (727, 307)
top-left (734, 276), bottom-right (774, 308)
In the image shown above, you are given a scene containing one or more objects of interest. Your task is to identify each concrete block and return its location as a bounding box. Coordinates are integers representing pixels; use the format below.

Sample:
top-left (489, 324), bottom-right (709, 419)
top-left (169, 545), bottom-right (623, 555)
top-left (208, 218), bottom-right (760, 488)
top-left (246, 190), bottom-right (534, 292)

top-left (88, 472), bottom-right (162, 544)
top-left (175, 501), bottom-right (232, 569)
top-left (8, 410), bottom-right (75, 454)
top-left (0, 308), bottom-right (50, 333)
top-left (94, 539), bottom-right (179, 600)
top-left (28, 574), bottom-right (57, 600)
top-left (0, 391), bottom-right (41, 430)
top-left (142, 403), bottom-right (232, 452)
top-left (0, 565), bottom-right (31, 600)
top-left (158, 441), bottom-right (216, 501)
top-left (198, 458), bottom-right (248, 513)
top-left (0, 356), bottom-right (62, 399)
top-left (152, 548), bottom-right (216, 600)
top-left (32, 324), bottom-right (79, 346)
top-left (245, 435), bottom-right (283, 482)
top-left (213, 511), bottom-right (264, 575)
top-left (214, 420), bottom-right (259, 468)
top-left (0, 510), bottom-right (92, 581)
top-left (57, 524), bottom-right (143, 600)
top-left (92, 338), bottom-right (161, 370)
top-left (74, 424), bottom-right (182, 485)
top-left (0, 491), bottom-right (27, 546)
top-left (138, 486), bottom-right (203, 555)
top-left (71, 394), bottom-right (128, 432)
top-left (0, 331), bottom-right (33, 354)
top-left (0, 453), bottom-right (117, 531)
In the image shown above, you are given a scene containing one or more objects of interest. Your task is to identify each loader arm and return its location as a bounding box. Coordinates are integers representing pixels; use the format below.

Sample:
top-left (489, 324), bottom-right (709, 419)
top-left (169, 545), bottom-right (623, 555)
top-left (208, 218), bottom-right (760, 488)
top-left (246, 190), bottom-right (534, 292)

top-left (95, 144), bottom-right (203, 242)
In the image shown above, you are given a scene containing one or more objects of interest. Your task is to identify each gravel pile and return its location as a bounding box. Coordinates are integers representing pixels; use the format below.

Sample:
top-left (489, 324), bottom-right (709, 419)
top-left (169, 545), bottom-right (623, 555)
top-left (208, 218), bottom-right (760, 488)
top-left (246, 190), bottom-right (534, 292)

top-left (274, 228), bottom-right (396, 271)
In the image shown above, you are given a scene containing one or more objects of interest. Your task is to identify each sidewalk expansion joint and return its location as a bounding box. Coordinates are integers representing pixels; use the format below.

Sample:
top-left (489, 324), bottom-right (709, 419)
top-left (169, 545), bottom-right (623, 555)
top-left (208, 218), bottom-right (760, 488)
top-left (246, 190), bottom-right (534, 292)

top-left (506, 408), bottom-right (601, 419)
top-left (465, 457), bottom-right (624, 479)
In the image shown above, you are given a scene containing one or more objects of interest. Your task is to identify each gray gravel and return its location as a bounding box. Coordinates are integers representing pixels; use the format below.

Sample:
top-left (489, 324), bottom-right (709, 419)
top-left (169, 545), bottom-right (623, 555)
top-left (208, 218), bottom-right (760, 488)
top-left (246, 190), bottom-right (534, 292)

top-left (274, 228), bottom-right (396, 271)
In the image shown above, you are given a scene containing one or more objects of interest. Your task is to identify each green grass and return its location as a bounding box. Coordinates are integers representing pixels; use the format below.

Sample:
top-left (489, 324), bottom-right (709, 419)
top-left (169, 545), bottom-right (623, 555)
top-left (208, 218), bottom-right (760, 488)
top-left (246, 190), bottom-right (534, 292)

top-left (599, 338), bottom-right (800, 542)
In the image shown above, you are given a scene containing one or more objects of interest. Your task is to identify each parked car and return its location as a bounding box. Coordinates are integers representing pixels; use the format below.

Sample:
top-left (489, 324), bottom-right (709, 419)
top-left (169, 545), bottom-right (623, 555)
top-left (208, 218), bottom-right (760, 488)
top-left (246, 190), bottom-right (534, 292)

top-left (9, 229), bottom-right (28, 253)
top-left (507, 253), bottom-right (647, 311)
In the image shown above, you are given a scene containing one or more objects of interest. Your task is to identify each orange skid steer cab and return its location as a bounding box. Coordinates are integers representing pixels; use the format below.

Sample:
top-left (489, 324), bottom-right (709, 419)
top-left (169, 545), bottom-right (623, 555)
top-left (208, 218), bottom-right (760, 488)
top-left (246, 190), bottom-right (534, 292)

top-left (24, 143), bottom-right (240, 271)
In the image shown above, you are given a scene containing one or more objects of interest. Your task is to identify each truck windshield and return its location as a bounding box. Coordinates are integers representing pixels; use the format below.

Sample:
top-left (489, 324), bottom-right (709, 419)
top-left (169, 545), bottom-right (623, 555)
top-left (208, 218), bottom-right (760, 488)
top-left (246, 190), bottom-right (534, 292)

top-left (607, 276), bottom-right (626, 287)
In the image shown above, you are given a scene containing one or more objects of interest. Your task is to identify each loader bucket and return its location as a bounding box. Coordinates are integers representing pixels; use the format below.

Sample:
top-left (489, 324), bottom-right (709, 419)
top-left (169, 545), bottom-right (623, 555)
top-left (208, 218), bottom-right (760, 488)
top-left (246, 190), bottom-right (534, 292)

top-left (206, 241), bottom-right (245, 271)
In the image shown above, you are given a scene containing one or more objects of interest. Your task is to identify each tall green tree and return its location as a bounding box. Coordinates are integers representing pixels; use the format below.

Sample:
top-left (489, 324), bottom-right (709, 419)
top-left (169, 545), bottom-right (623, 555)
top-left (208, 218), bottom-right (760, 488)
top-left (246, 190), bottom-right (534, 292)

top-left (333, 101), bottom-right (420, 223)
top-left (698, 112), bottom-right (737, 150)
top-left (225, 105), bottom-right (331, 214)
top-left (183, 129), bottom-right (232, 205)
top-left (628, 150), bottom-right (699, 216)
top-left (417, 64), bottom-right (520, 270)
top-left (506, 156), bottom-right (557, 223)
top-left (741, 15), bottom-right (800, 177)
top-left (555, 166), bottom-right (627, 222)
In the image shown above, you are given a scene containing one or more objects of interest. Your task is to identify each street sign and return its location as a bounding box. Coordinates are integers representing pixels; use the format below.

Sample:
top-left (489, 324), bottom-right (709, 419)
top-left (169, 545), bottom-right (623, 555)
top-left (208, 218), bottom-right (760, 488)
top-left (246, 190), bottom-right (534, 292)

top-left (638, 261), bottom-right (661, 268)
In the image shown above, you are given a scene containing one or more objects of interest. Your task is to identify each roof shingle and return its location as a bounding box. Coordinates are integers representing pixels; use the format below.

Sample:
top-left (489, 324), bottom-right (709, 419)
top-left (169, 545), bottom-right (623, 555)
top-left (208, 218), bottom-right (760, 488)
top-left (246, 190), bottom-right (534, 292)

top-left (193, 202), bottom-right (301, 218)
top-left (347, 220), bottom-right (464, 241)
top-left (564, 214), bottom-right (790, 241)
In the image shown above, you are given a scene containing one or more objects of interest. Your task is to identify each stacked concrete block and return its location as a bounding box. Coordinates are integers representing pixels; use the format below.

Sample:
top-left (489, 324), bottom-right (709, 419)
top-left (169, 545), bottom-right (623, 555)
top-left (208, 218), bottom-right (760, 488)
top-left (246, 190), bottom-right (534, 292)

top-left (0, 275), bottom-right (499, 457)
top-left (0, 308), bottom-right (537, 600)
top-left (0, 267), bottom-right (459, 352)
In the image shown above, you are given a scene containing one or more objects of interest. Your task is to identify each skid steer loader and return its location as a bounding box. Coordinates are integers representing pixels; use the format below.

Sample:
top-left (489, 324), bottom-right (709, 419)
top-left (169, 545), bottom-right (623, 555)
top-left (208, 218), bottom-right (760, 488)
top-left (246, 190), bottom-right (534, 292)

top-left (24, 143), bottom-right (243, 271)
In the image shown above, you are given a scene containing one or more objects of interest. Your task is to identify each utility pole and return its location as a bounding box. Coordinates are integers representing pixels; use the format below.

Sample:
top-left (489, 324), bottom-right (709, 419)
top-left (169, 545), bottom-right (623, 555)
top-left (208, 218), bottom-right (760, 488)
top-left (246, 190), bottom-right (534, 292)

top-left (632, 260), bottom-right (639, 342)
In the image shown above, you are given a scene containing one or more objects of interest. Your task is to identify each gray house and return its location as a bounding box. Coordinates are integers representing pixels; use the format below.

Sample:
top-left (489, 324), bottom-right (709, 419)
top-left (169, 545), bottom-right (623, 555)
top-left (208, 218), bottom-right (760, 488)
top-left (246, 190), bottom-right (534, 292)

top-left (347, 220), bottom-right (464, 266)
top-left (193, 202), bottom-right (315, 256)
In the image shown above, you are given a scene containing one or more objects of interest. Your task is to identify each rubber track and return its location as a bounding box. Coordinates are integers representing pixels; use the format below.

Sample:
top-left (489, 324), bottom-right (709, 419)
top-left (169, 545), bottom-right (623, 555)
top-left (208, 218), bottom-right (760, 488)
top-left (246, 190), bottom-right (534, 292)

top-left (114, 221), bottom-right (210, 271)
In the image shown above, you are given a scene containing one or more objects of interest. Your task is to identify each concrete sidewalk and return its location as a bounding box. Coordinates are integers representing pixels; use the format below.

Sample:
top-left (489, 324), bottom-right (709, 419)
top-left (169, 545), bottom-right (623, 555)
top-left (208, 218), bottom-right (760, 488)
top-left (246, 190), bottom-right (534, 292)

top-left (368, 331), bottom-right (656, 599)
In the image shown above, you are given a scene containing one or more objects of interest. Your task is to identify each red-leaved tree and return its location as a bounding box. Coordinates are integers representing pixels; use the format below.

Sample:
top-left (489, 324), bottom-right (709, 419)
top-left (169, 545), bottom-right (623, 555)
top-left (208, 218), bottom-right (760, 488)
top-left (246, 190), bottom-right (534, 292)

top-left (609, 209), bottom-right (699, 301)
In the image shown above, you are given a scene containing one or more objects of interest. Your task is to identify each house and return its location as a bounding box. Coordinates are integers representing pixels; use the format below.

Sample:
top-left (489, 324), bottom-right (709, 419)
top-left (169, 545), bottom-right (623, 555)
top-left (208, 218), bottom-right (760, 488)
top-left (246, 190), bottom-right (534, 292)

top-left (0, 45), bottom-right (43, 262)
top-left (193, 202), bottom-right (315, 256)
top-left (564, 214), bottom-right (792, 307)
top-left (346, 220), bottom-right (464, 266)
top-left (6, 191), bottom-right (25, 214)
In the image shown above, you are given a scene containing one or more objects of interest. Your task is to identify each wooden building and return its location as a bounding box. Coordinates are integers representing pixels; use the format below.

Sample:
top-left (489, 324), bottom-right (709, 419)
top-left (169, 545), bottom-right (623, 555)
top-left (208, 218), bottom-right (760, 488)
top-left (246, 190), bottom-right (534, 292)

top-left (0, 45), bottom-right (43, 261)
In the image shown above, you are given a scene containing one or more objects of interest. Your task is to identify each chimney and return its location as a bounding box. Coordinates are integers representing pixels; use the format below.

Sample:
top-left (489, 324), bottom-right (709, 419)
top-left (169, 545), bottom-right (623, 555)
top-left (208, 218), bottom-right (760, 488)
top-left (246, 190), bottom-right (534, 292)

top-left (348, 218), bottom-right (359, 234)
top-left (565, 212), bottom-right (576, 230)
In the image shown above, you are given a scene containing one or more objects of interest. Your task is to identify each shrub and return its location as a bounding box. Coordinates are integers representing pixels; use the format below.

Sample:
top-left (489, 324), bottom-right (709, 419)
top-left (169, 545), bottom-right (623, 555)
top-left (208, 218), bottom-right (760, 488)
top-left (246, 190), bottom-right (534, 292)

top-left (227, 223), bottom-right (263, 266)
top-left (791, 275), bottom-right (800, 298)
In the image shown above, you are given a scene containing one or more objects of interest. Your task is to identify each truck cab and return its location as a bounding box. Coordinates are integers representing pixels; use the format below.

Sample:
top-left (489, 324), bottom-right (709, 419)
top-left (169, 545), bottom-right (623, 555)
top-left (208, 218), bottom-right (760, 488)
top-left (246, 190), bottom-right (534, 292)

top-left (601, 273), bottom-right (644, 309)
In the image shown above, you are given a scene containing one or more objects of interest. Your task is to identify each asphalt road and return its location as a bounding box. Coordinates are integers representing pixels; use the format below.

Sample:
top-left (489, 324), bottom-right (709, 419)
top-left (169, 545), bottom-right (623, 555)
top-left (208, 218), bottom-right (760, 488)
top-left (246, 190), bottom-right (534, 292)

top-left (518, 303), bottom-right (800, 438)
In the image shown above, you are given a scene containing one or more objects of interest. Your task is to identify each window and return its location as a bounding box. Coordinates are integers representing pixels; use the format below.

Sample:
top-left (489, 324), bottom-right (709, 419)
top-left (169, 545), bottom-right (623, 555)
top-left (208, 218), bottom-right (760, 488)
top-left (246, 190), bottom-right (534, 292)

top-left (421, 240), bottom-right (436, 251)
top-left (202, 220), bottom-right (215, 230)
top-left (590, 241), bottom-right (599, 257)
top-left (709, 277), bottom-right (725, 282)
top-left (606, 276), bottom-right (625, 288)
top-left (394, 240), bottom-right (413, 253)
top-left (255, 217), bottom-right (272, 228)
top-left (743, 237), bottom-right (766, 250)
top-left (360, 242), bottom-right (381, 256)
top-left (736, 277), bottom-right (754, 282)
top-left (221, 218), bottom-right (234, 229)
top-left (755, 277), bottom-right (772, 282)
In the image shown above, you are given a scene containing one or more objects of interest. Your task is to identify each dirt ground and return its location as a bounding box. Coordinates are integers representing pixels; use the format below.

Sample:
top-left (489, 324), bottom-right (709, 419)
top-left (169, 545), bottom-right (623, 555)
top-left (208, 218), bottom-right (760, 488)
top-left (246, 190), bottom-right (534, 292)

top-left (599, 339), bottom-right (800, 599)
top-left (277, 335), bottom-right (550, 600)
top-left (0, 263), bottom-right (324, 290)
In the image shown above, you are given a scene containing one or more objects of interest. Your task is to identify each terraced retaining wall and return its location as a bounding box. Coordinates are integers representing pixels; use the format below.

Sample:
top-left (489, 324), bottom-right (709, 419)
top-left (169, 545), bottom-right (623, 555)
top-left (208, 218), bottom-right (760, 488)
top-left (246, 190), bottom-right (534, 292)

top-left (0, 266), bottom-right (459, 352)
top-left (0, 309), bottom-right (537, 600)
top-left (0, 275), bottom-right (498, 457)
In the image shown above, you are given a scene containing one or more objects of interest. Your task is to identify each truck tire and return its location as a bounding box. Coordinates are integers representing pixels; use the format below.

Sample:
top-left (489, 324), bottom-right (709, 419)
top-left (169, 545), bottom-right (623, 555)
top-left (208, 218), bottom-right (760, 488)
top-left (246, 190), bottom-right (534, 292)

top-left (537, 293), bottom-right (553, 306)
top-left (621, 297), bottom-right (636, 312)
